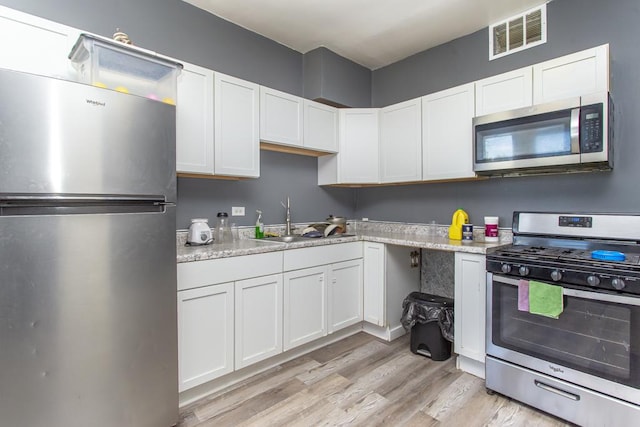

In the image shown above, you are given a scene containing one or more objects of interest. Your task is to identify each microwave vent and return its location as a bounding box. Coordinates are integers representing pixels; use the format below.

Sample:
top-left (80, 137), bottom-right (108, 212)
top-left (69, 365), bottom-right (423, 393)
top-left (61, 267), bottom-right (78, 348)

top-left (490, 3), bottom-right (547, 60)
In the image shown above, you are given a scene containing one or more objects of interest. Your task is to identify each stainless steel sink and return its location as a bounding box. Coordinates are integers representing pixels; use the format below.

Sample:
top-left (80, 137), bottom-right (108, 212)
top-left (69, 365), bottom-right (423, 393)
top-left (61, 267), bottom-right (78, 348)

top-left (263, 235), bottom-right (308, 243)
top-left (255, 233), bottom-right (356, 244)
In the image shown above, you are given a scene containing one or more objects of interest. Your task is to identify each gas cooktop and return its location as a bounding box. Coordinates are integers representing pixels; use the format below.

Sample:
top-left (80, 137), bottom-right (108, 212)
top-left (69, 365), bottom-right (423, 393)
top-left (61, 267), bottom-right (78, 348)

top-left (486, 212), bottom-right (640, 295)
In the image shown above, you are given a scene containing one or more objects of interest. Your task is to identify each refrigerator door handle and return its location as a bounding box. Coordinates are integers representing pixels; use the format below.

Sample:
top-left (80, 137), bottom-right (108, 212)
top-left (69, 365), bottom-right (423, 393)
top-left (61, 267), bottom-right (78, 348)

top-left (0, 194), bottom-right (167, 204)
top-left (0, 194), bottom-right (172, 216)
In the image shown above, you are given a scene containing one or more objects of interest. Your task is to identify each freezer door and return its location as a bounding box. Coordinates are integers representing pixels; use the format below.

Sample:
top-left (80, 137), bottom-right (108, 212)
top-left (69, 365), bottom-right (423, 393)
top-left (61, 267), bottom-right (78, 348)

top-left (0, 208), bottom-right (177, 427)
top-left (0, 68), bottom-right (176, 202)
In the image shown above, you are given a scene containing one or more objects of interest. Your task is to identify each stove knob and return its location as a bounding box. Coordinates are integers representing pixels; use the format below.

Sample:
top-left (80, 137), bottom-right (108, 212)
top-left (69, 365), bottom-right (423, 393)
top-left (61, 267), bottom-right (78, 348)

top-left (612, 278), bottom-right (626, 290)
top-left (501, 264), bottom-right (512, 274)
top-left (518, 266), bottom-right (530, 276)
top-left (587, 275), bottom-right (601, 287)
top-left (550, 270), bottom-right (562, 281)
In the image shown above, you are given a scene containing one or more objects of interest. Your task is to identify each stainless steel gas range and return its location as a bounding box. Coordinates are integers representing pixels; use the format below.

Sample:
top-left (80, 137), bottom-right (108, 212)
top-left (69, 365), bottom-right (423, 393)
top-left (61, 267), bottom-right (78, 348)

top-left (485, 212), bottom-right (640, 426)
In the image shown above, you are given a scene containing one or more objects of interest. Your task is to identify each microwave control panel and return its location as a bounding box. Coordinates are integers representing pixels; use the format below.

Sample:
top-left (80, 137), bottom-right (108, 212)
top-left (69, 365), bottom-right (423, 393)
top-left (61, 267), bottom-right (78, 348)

top-left (580, 103), bottom-right (604, 153)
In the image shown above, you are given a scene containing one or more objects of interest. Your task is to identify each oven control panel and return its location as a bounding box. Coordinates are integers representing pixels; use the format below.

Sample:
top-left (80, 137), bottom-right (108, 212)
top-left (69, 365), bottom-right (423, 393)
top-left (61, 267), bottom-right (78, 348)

top-left (559, 215), bottom-right (592, 228)
top-left (487, 259), bottom-right (640, 296)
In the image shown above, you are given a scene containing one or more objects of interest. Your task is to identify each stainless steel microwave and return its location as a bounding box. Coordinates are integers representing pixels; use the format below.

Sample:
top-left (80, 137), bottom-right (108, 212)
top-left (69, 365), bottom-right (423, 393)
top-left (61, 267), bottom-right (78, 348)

top-left (473, 92), bottom-right (613, 176)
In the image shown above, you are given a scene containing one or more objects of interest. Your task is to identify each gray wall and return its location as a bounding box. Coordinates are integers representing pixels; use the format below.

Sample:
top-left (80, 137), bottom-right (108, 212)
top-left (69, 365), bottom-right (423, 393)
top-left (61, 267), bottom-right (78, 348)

top-left (0, 0), bottom-right (303, 95)
top-left (359, 0), bottom-right (640, 227)
top-left (303, 47), bottom-right (372, 107)
top-left (4, 0), bottom-right (639, 230)
top-left (178, 151), bottom-right (355, 230)
top-left (0, 0), bottom-right (355, 229)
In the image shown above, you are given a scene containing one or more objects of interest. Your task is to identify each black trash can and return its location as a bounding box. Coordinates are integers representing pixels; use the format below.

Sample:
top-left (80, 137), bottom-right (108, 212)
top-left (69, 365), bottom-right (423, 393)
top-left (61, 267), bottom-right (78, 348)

top-left (401, 292), bottom-right (454, 361)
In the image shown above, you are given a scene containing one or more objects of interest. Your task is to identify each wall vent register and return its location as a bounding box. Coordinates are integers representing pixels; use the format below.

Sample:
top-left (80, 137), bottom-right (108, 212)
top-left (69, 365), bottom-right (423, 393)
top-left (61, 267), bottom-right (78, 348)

top-left (490, 3), bottom-right (547, 60)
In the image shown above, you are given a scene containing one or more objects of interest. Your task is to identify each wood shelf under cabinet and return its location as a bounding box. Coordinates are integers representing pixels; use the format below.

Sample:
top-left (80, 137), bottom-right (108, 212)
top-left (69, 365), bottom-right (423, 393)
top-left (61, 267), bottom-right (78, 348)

top-left (260, 142), bottom-right (334, 158)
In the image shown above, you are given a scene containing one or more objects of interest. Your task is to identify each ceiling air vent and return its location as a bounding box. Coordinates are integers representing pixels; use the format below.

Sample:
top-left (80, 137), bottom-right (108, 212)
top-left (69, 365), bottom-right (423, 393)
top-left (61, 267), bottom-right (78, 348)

top-left (490, 3), bottom-right (547, 60)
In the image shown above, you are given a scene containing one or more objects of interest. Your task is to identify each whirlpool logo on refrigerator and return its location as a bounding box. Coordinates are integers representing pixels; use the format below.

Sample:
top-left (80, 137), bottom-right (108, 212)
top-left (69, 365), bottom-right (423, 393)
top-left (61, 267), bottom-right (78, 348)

top-left (86, 99), bottom-right (106, 107)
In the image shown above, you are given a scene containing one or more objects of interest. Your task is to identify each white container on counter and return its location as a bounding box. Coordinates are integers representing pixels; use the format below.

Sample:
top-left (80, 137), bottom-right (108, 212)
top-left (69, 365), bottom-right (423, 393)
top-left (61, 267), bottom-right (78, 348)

top-left (484, 216), bottom-right (500, 242)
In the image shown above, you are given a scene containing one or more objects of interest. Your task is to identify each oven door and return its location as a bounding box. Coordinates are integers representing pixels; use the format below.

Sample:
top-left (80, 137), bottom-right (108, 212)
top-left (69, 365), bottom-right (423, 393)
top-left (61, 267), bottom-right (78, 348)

top-left (487, 273), bottom-right (640, 405)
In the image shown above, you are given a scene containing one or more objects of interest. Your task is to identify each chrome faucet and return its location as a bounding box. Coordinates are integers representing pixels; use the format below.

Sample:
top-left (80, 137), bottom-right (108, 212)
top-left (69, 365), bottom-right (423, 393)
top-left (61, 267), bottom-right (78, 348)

top-left (281, 197), bottom-right (292, 236)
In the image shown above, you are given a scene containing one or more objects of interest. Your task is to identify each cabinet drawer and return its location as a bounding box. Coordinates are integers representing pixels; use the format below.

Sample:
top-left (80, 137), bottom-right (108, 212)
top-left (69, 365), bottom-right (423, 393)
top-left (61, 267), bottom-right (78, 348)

top-left (283, 242), bottom-right (362, 271)
top-left (178, 252), bottom-right (283, 291)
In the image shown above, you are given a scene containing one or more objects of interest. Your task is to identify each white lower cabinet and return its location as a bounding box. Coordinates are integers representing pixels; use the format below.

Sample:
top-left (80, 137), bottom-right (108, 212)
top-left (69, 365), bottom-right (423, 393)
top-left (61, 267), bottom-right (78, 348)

top-left (363, 242), bottom-right (386, 326)
top-left (177, 282), bottom-right (234, 392)
top-left (283, 266), bottom-right (327, 351)
top-left (282, 242), bottom-right (363, 351)
top-left (328, 259), bottom-right (363, 333)
top-left (362, 243), bottom-right (420, 341)
top-left (454, 252), bottom-right (487, 378)
top-left (234, 274), bottom-right (283, 369)
top-left (177, 244), bottom-right (365, 392)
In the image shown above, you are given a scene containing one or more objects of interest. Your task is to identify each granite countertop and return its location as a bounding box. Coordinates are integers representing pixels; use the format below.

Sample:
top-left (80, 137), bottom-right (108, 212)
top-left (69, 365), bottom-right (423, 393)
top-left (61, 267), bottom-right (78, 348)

top-left (177, 221), bottom-right (511, 263)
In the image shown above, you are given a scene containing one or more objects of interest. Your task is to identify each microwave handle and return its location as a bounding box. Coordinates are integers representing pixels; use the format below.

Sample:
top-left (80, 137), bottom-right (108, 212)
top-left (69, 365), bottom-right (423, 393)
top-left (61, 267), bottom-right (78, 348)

top-left (570, 108), bottom-right (580, 153)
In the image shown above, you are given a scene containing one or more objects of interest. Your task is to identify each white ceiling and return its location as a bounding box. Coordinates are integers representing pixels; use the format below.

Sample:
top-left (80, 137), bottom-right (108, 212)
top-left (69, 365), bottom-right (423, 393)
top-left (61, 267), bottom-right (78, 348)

top-left (183, 0), bottom-right (547, 69)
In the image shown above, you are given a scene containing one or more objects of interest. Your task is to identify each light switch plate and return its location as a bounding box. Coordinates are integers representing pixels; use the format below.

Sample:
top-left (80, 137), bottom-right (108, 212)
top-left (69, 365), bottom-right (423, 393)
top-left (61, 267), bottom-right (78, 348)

top-left (232, 206), bottom-right (245, 216)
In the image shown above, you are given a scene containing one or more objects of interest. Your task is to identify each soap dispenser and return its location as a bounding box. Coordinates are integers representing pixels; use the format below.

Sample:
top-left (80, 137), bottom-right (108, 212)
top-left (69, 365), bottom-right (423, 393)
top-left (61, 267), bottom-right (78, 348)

top-left (448, 208), bottom-right (469, 240)
top-left (255, 210), bottom-right (264, 239)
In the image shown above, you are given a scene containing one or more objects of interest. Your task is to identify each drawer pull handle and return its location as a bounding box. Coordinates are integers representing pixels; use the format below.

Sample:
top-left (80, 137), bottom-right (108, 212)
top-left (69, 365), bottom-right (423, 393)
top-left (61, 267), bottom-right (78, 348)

top-left (534, 380), bottom-right (580, 401)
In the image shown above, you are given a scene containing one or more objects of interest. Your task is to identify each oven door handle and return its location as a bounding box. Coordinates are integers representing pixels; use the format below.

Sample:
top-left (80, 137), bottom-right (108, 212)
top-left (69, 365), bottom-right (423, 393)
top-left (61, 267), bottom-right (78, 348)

top-left (491, 274), bottom-right (640, 306)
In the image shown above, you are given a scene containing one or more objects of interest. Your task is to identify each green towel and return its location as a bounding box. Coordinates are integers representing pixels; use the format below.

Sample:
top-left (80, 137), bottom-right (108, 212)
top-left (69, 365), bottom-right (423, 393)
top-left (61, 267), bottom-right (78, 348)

top-left (529, 280), bottom-right (563, 319)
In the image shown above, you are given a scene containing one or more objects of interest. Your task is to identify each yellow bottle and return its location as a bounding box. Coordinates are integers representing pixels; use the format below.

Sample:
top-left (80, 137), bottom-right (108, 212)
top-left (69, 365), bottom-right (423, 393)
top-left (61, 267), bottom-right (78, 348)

top-left (448, 209), bottom-right (469, 240)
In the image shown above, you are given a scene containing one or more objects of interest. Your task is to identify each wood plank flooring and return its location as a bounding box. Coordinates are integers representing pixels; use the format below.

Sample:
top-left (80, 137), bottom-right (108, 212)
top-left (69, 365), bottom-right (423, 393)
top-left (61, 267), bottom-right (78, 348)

top-left (178, 332), bottom-right (571, 427)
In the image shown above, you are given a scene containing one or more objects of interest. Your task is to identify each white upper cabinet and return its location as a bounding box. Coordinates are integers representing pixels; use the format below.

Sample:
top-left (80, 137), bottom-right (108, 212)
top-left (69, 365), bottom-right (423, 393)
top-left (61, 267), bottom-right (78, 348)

top-left (422, 83), bottom-right (476, 181)
top-left (475, 67), bottom-right (533, 116)
top-left (260, 87), bottom-right (304, 148)
top-left (176, 69), bottom-right (259, 178)
top-left (214, 73), bottom-right (260, 178)
top-left (319, 109), bottom-right (379, 185)
top-left (533, 44), bottom-right (609, 104)
top-left (379, 98), bottom-right (422, 183)
top-left (304, 100), bottom-right (339, 153)
top-left (176, 62), bottom-right (215, 174)
top-left (0, 6), bottom-right (79, 81)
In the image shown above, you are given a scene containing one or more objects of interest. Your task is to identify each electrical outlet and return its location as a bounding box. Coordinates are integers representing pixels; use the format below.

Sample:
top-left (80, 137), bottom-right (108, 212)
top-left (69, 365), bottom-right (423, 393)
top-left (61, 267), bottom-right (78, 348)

top-left (231, 206), bottom-right (245, 216)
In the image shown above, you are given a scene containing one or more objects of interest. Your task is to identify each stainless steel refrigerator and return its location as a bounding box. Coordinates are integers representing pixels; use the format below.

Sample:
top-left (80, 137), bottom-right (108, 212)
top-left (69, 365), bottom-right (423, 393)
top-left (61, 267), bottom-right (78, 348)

top-left (0, 68), bottom-right (178, 426)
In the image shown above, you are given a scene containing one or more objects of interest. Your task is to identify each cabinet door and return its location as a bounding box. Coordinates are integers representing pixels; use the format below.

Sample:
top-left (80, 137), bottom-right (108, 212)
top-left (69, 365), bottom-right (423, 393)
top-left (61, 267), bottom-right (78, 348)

top-left (475, 67), bottom-right (533, 116)
top-left (363, 242), bottom-right (386, 327)
top-left (533, 44), bottom-right (609, 104)
top-left (178, 282), bottom-right (234, 392)
top-left (379, 98), bottom-right (422, 183)
top-left (0, 6), bottom-right (79, 81)
top-left (214, 73), bottom-right (260, 177)
top-left (454, 253), bottom-right (486, 363)
top-left (422, 83), bottom-right (475, 181)
top-left (328, 260), bottom-right (363, 333)
top-left (260, 87), bottom-right (303, 147)
top-left (176, 62), bottom-right (215, 174)
top-left (235, 274), bottom-right (283, 369)
top-left (304, 100), bottom-right (338, 152)
top-left (338, 109), bottom-right (380, 184)
top-left (283, 267), bottom-right (327, 351)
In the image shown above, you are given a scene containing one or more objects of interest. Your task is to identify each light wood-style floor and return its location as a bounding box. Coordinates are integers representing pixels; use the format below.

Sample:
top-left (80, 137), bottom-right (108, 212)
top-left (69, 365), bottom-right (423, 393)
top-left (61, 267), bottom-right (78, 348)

top-left (178, 332), bottom-right (571, 427)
